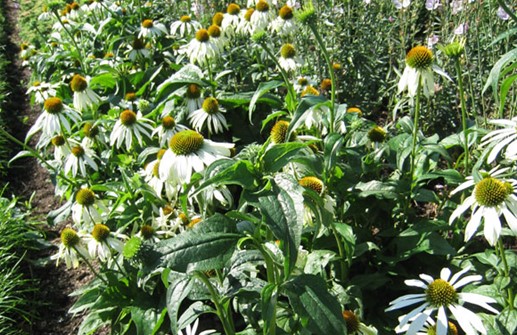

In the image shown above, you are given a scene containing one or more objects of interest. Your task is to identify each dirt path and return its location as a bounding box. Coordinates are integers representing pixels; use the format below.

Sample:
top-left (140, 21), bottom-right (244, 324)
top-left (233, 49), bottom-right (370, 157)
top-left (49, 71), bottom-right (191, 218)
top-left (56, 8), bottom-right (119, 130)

top-left (2, 0), bottom-right (101, 334)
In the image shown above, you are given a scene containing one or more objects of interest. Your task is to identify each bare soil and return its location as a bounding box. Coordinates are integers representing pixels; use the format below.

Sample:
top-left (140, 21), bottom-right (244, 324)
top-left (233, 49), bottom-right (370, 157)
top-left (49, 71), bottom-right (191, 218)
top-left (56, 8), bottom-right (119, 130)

top-left (2, 1), bottom-right (105, 334)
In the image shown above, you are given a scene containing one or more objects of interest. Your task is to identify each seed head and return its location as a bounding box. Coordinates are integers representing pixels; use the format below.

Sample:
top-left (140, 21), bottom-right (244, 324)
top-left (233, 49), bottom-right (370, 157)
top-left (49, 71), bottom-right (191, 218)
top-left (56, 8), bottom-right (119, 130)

top-left (406, 46), bottom-right (433, 70)
top-left (425, 279), bottom-right (457, 307)
top-left (474, 177), bottom-right (512, 207)
top-left (244, 8), bottom-right (255, 21)
top-left (342, 310), bottom-right (360, 334)
top-left (368, 125), bottom-right (387, 142)
top-left (70, 74), bottom-right (88, 92)
top-left (256, 0), bottom-right (269, 12)
top-left (301, 85), bottom-right (319, 97)
top-left (61, 228), bottom-right (80, 248)
top-left (279, 5), bottom-right (293, 20)
top-left (320, 78), bottom-right (332, 91)
top-left (120, 109), bottom-right (137, 126)
top-left (299, 176), bottom-right (324, 194)
top-left (280, 43), bottom-right (296, 58)
top-left (51, 135), bottom-right (65, 146)
top-left (295, 0), bottom-right (317, 26)
top-left (208, 25), bottom-right (221, 38)
top-left (125, 92), bottom-right (137, 101)
top-left (271, 120), bottom-right (291, 144)
top-left (140, 224), bottom-right (155, 239)
top-left (71, 145), bottom-right (85, 157)
top-left (92, 224), bottom-right (110, 242)
top-left (195, 28), bottom-right (210, 42)
top-left (186, 83), bottom-right (201, 99)
top-left (142, 19), bottom-right (154, 28)
top-left (212, 12), bottom-right (224, 26)
top-left (44, 97), bottom-right (64, 114)
top-left (161, 115), bottom-right (176, 129)
top-left (76, 188), bottom-right (95, 206)
top-left (123, 236), bottom-right (142, 259)
top-left (227, 3), bottom-right (240, 15)
top-left (169, 130), bottom-right (204, 155)
top-left (83, 122), bottom-right (99, 138)
top-left (202, 97), bottom-right (219, 115)
top-left (180, 15), bottom-right (191, 23)
top-left (132, 37), bottom-right (145, 50)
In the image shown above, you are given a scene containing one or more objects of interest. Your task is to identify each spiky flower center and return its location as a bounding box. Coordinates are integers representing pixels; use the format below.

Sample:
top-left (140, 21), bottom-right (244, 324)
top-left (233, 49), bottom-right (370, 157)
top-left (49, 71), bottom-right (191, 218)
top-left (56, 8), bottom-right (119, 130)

top-left (227, 3), bottom-right (240, 15)
top-left (76, 188), bottom-right (95, 206)
top-left (51, 135), bottom-right (65, 146)
top-left (320, 78), bottom-right (332, 91)
top-left (169, 130), bottom-right (204, 155)
top-left (162, 116), bottom-right (176, 129)
top-left (368, 126), bottom-right (387, 142)
top-left (406, 46), bottom-right (433, 70)
top-left (180, 15), bottom-right (191, 23)
top-left (299, 176), bottom-right (324, 194)
top-left (72, 145), bottom-right (85, 157)
top-left (186, 84), bottom-right (201, 99)
top-left (140, 224), bottom-right (155, 239)
top-left (92, 224), bottom-right (110, 242)
top-left (333, 62), bottom-right (342, 70)
top-left (188, 217), bottom-right (202, 228)
top-left (70, 74), bottom-right (88, 92)
top-left (244, 8), bottom-right (255, 21)
top-left (342, 310), bottom-right (360, 334)
top-left (132, 37), bottom-right (145, 49)
top-left (208, 25), bottom-right (221, 38)
top-left (125, 92), bottom-right (137, 101)
top-left (195, 28), bottom-right (210, 42)
top-left (120, 109), bottom-right (137, 126)
top-left (280, 43), bottom-right (296, 58)
top-left (296, 2), bottom-right (316, 25)
top-left (212, 12), bottom-right (224, 26)
top-left (427, 322), bottom-right (458, 335)
top-left (44, 97), bottom-right (63, 114)
top-left (256, 0), bottom-right (269, 11)
top-left (347, 107), bottom-right (362, 116)
top-left (426, 279), bottom-right (457, 307)
top-left (70, 2), bottom-right (80, 10)
top-left (83, 122), bottom-right (99, 138)
top-left (443, 41), bottom-right (464, 59)
top-left (142, 19), bottom-right (154, 28)
top-left (301, 85), bottom-right (319, 97)
top-left (162, 204), bottom-right (173, 215)
top-left (202, 97), bottom-right (219, 114)
top-left (104, 52), bottom-right (114, 59)
top-left (178, 213), bottom-right (189, 225)
top-left (123, 236), bottom-right (142, 259)
top-left (475, 177), bottom-right (512, 207)
top-left (298, 77), bottom-right (308, 86)
top-left (157, 148), bottom-right (167, 159)
top-left (33, 81), bottom-right (41, 87)
top-left (61, 228), bottom-right (80, 248)
top-left (279, 5), bottom-right (293, 20)
top-left (271, 120), bottom-right (290, 144)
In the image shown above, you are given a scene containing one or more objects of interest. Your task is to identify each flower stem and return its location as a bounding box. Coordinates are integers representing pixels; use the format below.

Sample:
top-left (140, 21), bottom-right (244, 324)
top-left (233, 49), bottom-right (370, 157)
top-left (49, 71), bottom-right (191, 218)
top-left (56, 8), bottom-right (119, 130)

top-left (454, 58), bottom-right (469, 173)
top-left (51, 11), bottom-right (85, 70)
top-left (497, 0), bottom-right (517, 24)
top-left (409, 76), bottom-right (422, 192)
top-left (497, 239), bottom-right (515, 310)
top-left (194, 271), bottom-right (235, 335)
top-left (74, 246), bottom-right (108, 285)
top-left (308, 23), bottom-right (336, 133)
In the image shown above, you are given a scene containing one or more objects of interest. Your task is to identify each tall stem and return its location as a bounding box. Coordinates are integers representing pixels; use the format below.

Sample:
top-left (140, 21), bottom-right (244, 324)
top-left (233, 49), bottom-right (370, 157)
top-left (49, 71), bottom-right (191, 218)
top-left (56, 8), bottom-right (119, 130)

top-left (195, 271), bottom-right (235, 335)
top-left (309, 24), bottom-right (336, 133)
top-left (497, 239), bottom-right (515, 310)
top-left (454, 58), bottom-right (469, 173)
top-left (497, 0), bottom-right (517, 24)
top-left (74, 246), bottom-right (108, 285)
top-left (409, 76), bottom-right (422, 192)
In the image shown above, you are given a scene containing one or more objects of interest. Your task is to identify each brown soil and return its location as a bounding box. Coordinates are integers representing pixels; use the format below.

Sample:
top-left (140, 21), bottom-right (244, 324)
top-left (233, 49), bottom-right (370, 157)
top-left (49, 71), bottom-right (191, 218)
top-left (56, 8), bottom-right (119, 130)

top-left (2, 1), bottom-right (105, 334)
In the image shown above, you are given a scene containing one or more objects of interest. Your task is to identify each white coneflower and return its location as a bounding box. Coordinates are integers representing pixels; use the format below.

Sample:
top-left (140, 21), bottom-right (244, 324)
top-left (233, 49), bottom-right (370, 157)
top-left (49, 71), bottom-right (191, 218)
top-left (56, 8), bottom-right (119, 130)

top-left (152, 205), bottom-right (184, 238)
top-left (66, 2), bottom-right (83, 20)
top-left (84, 224), bottom-right (126, 262)
top-left (188, 97), bottom-right (229, 134)
top-left (136, 221), bottom-right (170, 243)
top-left (38, 5), bottom-right (52, 21)
top-left (270, 4), bottom-right (298, 36)
top-left (64, 141), bottom-right (99, 177)
top-left (236, 8), bottom-right (255, 35)
top-left (50, 227), bottom-right (88, 268)
top-left (449, 167), bottom-right (517, 246)
top-left (293, 75), bottom-right (316, 93)
top-left (208, 24), bottom-right (228, 50)
top-left (185, 83), bottom-right (204, 112)
top-left (222, 3), bottom-right (242, 36)
top-left (398, 46), bottom-right (435, 98)
top-left (178, 318), bottom-right (216, 335)
top-left (70, 74), bottom-right (102, 111)
top-left (183, 28), bottom-right (220, 66)
top-left (50, 134), bottom-right (70, 162)
top-left (109, 109), bottom-right (154, 150)
top-left (139, 19), bottom-right (167, 39)
top-left (152, 115), bottom-right (188, 147)
top-left (299, 176), bottom-right (336, 226)
top-left (26, 97), bottom-right (81, 140)
top-left (127, 36), bottom-right (151, 61)
top-left (386, 267), bottom-right (498, 335)
top-left (251, 0), bottom-right (275, 32)
top-left (296, 86), bottom-right (331, 134)
top-left (142, 149), bottom-right (179, 200)
top-left (170, 15), bottom-right (202, 38)
top-left (278, 43), bottom-right (302, 73)
top-left (159, 129), bottom-right (234, 185)
top-left (72, 187), bottom-right (108, 228)
top-left (27, 80), bottom-right (59, 104)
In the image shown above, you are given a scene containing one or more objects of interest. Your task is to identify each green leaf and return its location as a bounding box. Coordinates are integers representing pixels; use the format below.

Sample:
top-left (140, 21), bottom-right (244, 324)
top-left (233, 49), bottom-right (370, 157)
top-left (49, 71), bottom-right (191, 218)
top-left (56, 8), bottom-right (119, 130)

top-left (323, 133), bottom-right (344, 179)
top-left (288, 95), bottom-right (328, 139)
top-left (89, 72), bottom-right (117, 90)
top-left (193, 159), bottom-right (257, 197)
top-left (499, 72), bottom-right (517, 115)
top-left (256, 174), bottom-right (305, 278)
top-left (145, 214), bottom-right (241, 272)
top-left (483, 47), bottom-right (517, 97)
top-left (284, 274), bottom-right (348, 334)
top-left (261, 283), bottom-right (278, 335)
top-left (166, 274), bottom-right (193, 334)
top-left (354, 180), bottom-right (400, 200)
top-left (249, 80), bottom-right (284, 123)
top-left (262, 142), bottom-right (308, 173)
top-left (131, 306), bottom-right (165, 335)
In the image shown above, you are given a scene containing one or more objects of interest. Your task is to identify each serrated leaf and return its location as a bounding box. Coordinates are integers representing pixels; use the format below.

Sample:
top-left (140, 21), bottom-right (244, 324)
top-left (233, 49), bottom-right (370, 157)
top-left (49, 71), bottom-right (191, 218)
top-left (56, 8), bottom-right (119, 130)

top-left (284, 274), bottom-right (348, 334)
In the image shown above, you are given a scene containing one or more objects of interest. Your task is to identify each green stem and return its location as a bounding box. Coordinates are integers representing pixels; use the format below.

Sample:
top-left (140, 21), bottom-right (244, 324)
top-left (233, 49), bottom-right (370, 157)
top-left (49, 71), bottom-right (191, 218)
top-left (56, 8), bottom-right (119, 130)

top-left (194, 271), bottom-right (235, 335)
top-left (497, 0), bottom-right (517, 24)
top-left (52, 11), bottom-right (85, 70)
top-left (308, 23), bottom-right (336, 133)
top-left (409, 76), bottom-right (422, 192)
top-left (454, 58), bottom-right (469, 173)
top-left (497, 239), bottom-right (515, 310)
top-left (331, 223), bottom-right (347, 282)
top-left (74, 246), bottom-right (108, 285)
